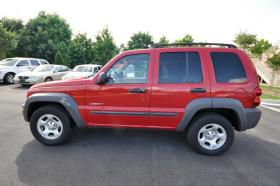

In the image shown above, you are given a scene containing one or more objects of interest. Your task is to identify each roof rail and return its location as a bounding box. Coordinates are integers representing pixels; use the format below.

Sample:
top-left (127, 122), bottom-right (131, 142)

top-left (151, 42), bottom-right (237, 49)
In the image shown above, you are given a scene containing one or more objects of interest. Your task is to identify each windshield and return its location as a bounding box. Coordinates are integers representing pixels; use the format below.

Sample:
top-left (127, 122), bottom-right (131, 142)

top-left (33, 65), bottom-right (54, 72)
top-left (0, 59), bottom-right (19, 66)
top-left (73, 66), bottom-right (93, 72)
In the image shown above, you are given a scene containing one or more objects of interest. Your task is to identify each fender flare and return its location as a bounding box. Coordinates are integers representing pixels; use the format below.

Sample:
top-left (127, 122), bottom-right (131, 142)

top-left (176, 98), bottom-right (247, 131)
top-left (23, 93), bottom-right (86, 128)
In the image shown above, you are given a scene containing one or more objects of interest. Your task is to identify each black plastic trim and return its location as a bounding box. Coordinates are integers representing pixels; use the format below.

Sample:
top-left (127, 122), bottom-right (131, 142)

top-left (23, 93), bottom-right (86, 128)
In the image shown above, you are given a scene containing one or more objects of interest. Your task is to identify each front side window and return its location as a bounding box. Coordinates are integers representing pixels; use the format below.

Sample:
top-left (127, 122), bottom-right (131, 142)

top-left (107, 54), bottom-right (150, 84)
top-left (159, 52), bottom-right (203, 83)
top-left (17, 60), bottom-right (29, 67)
top-left (210, 52), bottom-right (247, 83)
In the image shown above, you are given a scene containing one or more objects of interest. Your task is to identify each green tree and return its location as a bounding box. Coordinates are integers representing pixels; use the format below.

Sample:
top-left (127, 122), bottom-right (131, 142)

top-left (67, 33), bottom-right (94, 68)
top-left (16, 11), bottom-right (72, 63)
top-left (175, 34), bottom-right (194, 43)
top-left (265, 46), bottom-right (280, 86)
top-left (93, 28), bottom-right (118, 65)
top-left (0, 17), bottom-right (24, 33)
top-left (54, 51), bottom-right (66, 65)
top-left (127, 32), bottom-right (154, 50)
top-left (250, 39), bottom-right (272, 57)
top-left (266, 53), bottom-right (280, 72)
top-left (0, 24), bottom-right (16, 59)
top-left (234, 32), bottom-right (257, 51)
top-left (158, 36), bottom-right (169, 45)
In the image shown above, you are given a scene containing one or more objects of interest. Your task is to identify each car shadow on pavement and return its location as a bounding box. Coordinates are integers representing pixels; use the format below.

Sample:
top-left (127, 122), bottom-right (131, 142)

top-left (16, 128), bottom-right (280, 186)
top-left (11, 84), bottom-right (31, 90)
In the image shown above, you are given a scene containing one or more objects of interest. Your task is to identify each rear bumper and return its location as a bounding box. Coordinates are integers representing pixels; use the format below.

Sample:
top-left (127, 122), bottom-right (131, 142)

top-left (244, 108), bottom-right (261, 130)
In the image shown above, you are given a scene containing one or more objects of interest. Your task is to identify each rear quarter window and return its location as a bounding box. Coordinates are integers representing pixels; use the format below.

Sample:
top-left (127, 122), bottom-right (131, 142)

top-left (210, 52), bottom-right (247, 83)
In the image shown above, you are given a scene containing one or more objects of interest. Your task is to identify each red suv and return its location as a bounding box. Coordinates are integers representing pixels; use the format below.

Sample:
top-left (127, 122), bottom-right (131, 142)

top-left (22, 43), bottom-right (262, 155)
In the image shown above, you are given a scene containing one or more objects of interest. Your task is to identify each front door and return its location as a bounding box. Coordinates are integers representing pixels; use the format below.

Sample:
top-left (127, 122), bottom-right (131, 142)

top-left (86, 52), bottom-right (153, 128)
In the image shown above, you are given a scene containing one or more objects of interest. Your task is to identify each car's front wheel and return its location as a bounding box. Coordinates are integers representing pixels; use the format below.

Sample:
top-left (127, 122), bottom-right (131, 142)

top-left (4, 73), bottom-right (15, 84)
top-left (30, 105), bottom-right (72, 145)
top-left (186, 113), bottom-right (234, 155)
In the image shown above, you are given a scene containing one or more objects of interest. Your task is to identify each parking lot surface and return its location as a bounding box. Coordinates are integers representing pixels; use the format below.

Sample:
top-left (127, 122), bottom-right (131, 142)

top-left (0, 84), bottom-right (280, 186)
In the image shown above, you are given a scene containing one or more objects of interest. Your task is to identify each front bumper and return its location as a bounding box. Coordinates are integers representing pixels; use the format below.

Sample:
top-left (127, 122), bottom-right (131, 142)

top-left (244, 108), bottom-right (262, 129)
top-left (14, 78), bottom-right (43, 85)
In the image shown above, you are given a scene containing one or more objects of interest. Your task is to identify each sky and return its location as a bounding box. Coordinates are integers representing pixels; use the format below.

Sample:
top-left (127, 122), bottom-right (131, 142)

top-left (0, 0), bottom-right (279, 45)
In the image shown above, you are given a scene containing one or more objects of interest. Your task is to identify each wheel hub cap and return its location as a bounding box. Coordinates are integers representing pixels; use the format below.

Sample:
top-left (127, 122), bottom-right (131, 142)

top-left (198, 123), bottom-right (227, 150)
top-left (37, 114), bottom-right (63, 140)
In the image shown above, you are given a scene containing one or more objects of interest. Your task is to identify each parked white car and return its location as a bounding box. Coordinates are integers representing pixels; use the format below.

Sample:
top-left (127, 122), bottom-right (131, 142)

top-left (62, 64), bottom-right (102, 80)
top-left (14, 65), bottom-right (70, 85)
top-left (0, 57), bottom-right (49, 84)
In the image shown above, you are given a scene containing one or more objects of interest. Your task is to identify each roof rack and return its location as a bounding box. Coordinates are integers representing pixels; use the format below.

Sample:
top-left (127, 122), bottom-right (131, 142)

top-left (151, 42), bottom-right (237, 49)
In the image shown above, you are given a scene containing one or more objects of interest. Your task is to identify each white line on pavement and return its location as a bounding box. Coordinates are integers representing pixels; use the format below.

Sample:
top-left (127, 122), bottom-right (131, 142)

top-left (261, 102), bottom-right (280, 107)
top-left (261, 105), bottom-right (280, 113)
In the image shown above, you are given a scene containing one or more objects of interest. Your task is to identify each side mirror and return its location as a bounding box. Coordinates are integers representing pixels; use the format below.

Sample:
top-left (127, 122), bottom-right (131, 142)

top-left (96, 72), bottom-right (107, 85)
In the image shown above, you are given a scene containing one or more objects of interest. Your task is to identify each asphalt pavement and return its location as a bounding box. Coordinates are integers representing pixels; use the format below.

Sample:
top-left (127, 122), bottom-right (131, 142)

top-left (0, 84), bottom-right (280, 186)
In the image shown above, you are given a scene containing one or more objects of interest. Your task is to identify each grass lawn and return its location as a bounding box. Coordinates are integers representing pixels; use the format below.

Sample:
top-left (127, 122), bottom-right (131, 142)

top-left (261, 85), bottom-right (280, 100)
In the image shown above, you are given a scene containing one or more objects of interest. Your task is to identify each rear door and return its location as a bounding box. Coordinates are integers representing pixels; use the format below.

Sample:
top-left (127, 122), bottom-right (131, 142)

top-left (30, 59), bottom-right (40, 70)
top-left (149, 48), bottom-right (211, 129)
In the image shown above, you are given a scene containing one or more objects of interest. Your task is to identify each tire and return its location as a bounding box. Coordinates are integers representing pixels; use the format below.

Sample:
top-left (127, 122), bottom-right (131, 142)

top-left (186, 113), bottom-right (234, 156)
top-left (4, 73), bottom-right (15, 84)
top-left (45, 77), bottom-right (53, 82)
top-left (30, 105), bottom-right (72, 145)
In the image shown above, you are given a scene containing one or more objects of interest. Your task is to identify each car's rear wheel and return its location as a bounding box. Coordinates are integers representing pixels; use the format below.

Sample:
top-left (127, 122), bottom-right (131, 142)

top-left (30, 105), bottom-right (72, 145)
top-left (186, 113), bottom-right (234, 155)
top-left (4, 73), bottom-right (15, 84)
top-left (45, 77), bottom-right (52, 82)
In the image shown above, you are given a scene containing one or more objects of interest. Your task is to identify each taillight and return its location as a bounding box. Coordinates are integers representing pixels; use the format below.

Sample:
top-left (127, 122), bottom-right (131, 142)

top-left (253, 87), bottom-right (262, 107)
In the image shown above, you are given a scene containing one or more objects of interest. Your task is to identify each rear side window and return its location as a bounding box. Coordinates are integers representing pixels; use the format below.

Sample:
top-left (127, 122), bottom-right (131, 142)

top-left (40, 60), bottom-right (48, 65)
top-left (159, 52), bottom-right (203, 83)
top-left (210, 52), bottom-right (247, 83)
top-left (30, 59), bottom-right (40, 66)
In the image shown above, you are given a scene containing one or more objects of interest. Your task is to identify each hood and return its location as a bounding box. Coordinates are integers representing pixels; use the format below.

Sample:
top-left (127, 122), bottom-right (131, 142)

top-left (30, 77), bottom-right (92, 90)
top-left (63, 72), bottom-right (93, 79)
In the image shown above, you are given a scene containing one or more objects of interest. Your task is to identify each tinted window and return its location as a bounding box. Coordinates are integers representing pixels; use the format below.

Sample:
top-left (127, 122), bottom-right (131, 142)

top-left (159, 52), bottom-right (202, 83)
top-left (30, 59), bottom-right (40, 66)
top-left (56, 66), bottom-right (69, 72)
top-left (107, 54), bottom-right (150, 84)
top-left (40, 60), bottom-right (48, 64)
top-left (17, 60), bottom-right (29, 67)
top-left (210, 52), bottom-right (247, 83)
top-left (94, 67), bottom-right (98, 73)
top-left (61, 66), bottom-right (69, 72)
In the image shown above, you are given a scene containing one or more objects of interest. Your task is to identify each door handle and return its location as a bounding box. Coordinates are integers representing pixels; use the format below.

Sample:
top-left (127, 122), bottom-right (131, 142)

top-left (128, 88), bottom-right (146, 93)
top-left (191, 88), bottom-right (206, 93)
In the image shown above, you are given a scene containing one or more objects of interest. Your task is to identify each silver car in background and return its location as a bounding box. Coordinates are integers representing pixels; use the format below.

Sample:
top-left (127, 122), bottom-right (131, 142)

top-left (14, 65), bottom-right (70, 85)
top-left (62, 64), bottom-right (102, 80)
